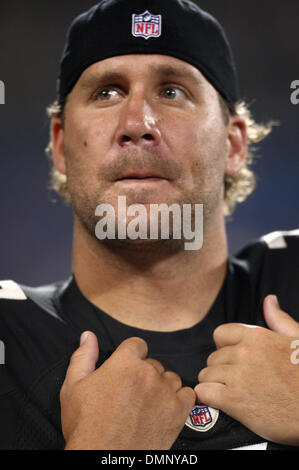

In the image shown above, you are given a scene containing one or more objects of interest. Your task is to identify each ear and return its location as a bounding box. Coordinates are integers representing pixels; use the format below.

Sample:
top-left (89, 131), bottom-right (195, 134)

top-left (50, 117), bottom-right (67, 175)
top-left (225, 115), bottom-right (247, 175)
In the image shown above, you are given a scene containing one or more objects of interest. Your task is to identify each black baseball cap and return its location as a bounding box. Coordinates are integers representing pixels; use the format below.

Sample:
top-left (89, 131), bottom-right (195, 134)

top-left (57, 0), bottom-right (239, 105)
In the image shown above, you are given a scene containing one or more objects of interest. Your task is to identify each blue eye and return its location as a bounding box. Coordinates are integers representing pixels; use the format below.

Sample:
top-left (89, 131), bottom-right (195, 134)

top-left (97, 89), bottom-right (120, 100)
top-left (162, 87), bottom-right (185, 99)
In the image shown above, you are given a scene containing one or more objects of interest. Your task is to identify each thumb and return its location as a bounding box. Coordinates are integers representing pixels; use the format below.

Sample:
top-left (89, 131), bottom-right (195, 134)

top-left (65, 331), bottom-right (99, 386)
top-left (264, 295), bottom-right (299, 337)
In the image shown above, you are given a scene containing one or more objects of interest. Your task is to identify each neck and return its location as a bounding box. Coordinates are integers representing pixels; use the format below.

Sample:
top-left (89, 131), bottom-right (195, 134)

top-left (72, 210), bottom-right (228, 332)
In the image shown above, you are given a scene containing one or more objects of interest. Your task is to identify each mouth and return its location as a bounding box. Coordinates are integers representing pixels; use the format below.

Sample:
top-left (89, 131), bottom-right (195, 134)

top-left (116, 172), bottom-right (168, 182)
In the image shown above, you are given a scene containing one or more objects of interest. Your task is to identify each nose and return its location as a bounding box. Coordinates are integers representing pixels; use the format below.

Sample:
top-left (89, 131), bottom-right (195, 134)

top-left (115, 93), bottom-right (162, 148)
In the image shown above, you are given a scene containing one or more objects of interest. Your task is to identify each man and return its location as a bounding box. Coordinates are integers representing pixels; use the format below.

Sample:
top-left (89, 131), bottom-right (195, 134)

top-left (0, 0), bottom-right (299, 450)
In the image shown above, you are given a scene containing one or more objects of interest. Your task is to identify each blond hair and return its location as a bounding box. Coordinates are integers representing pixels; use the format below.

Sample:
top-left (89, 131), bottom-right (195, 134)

top-left (45, 96), bottom-right (274, 215)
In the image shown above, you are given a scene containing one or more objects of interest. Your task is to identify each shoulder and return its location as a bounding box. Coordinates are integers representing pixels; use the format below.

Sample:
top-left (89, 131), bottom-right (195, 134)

top-left (0, 277), bottom-right (78, 342)
top-left (232, 228), bottom-right (299, 323)
top-left (260, 228), bottom-right (299, 251)
top-left (0, 278), bottom-right (77, 394)
top-left (0, 279), bottom-right (76, 449)
top-left (234, 228), bottom-right (299, 269)
top-left (0, 278), bottom-right (66, 323)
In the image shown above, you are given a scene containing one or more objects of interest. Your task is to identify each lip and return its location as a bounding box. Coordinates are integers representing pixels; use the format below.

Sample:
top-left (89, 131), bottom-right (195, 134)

top-left (118, 172), bottom-right (166, 180)
top-left (117, 178), bottom-right (165, 184)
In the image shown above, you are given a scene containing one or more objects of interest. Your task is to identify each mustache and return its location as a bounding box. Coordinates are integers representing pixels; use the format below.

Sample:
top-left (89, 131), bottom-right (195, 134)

top-left (101, 148), bottom-right (181, 182)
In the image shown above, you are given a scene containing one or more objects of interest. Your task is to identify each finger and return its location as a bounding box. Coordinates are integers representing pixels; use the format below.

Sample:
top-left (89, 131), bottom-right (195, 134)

top-left (163, 370), bottom-right (182, 392)
top-left (194, 382), bottom-right (228, 410)
top-left (264, 295), bottom-right (299, 337)
top-left (213, 323), bottom-right (257, 348)
top-left (64, 331), bottom-right (99, 387)
top-left (207, 346), bottom-right (235, 366)
top-left (198, 365), bottom-right (232, 385)
top-left (145, 358), bottom-right (165, 375)
top-left (177, 386), bottom-right (196, 414)
top-left (115, 336), bottom-right (148, 360)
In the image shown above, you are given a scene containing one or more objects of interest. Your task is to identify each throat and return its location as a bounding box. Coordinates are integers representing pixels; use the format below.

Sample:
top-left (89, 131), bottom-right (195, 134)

top-left (78, 262), bottom-right (227, 332)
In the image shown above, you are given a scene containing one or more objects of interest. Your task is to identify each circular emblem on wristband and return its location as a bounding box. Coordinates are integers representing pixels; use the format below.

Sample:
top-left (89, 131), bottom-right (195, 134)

top-left (185, 405), bottom-right (219, 432)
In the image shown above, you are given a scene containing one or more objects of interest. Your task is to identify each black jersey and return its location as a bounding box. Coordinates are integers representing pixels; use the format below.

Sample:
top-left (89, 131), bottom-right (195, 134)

top-left (0, 230), bottom-right (299, 450)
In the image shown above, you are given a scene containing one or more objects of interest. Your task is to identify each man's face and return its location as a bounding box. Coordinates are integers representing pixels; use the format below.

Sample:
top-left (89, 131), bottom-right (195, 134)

top-left (54, 54), bottom-right (232, 243)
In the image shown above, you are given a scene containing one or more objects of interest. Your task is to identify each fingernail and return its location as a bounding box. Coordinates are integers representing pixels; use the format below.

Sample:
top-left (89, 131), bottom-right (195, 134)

top-left (270, 295), bottom-right (280, 309)
top-left (80, 331), bottom-right (89, 345)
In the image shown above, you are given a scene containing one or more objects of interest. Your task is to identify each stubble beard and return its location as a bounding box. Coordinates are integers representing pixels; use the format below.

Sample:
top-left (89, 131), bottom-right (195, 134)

top-left (63, 143), bottom-right (226, 253)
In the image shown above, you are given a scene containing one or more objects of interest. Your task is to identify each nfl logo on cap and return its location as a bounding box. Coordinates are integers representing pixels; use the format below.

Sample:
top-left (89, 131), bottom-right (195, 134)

top-left (132, 11), bottom-right (162, 39)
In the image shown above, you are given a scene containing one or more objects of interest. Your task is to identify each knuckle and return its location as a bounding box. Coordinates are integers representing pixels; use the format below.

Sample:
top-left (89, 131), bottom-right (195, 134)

top-left (195, 382), bottom-right (211, 404)
top-left (202, 384), bottom-right (216, 403)
top-left (125, 336), bottom-right (148, 355)
top-left (207, 351), bottom-right (217, 366)
top-left (142, 360), bottom-right (161, 383)
top-left (132, 336), bottom-right (146, 343)
top-left (119, 346), bottom-right (134, 361)
top-left (165, 370), bottom-right (181, 381)
top-left (117, 346), bottom-right (139, 368)
top-left (196, 383), bottom-right (222, 409)
top-left (146, 358), bottom-right (164, 372)
top-left (235, 344), bottom-right (249, 361)
top-left (166, 371), bottom-right (182, 389)
top-left (183, 387), bottom-right (196, 407)
top-left (115, 337), bottom-right (148, 364)
top-left (198, 366), bottom-right (208, 382)
top-left (127, 336), bottom-right (147, 348)
top-left (168, 395), bottom-right (182, 414)
top-left (213, 325), bottom-right (224, 343)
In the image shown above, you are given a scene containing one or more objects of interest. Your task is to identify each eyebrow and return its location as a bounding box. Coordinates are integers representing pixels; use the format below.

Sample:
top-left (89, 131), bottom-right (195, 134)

top-left (79, 72), bottom-right (125, 91)
top-left (79, 64), bottom-right (204, 91)
top-left (152, 65), bottom-right (200, 80)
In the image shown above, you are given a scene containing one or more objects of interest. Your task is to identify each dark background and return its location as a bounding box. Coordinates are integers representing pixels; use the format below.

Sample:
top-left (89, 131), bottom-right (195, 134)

top-left (0, 0), bottom-right (298, 286)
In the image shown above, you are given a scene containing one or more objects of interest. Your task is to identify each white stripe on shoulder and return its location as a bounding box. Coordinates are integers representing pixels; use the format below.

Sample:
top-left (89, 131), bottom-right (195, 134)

top-left (230, 442), bottom-right (268, 450)
top-left (0, 280), bottom-right (27, 300)
top-left (262, 229), bottom-right (299, 249)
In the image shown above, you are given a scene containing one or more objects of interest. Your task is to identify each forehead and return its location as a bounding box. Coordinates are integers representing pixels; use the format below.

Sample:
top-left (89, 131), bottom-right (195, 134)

top-left (76, 54), bottom-right (213, 90)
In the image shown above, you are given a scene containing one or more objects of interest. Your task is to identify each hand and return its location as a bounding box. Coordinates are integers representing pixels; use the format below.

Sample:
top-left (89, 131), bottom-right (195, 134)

top-left (60, 332), bottom-right (195, 450)
top-left (194, 295), bottom-right (299, 446)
